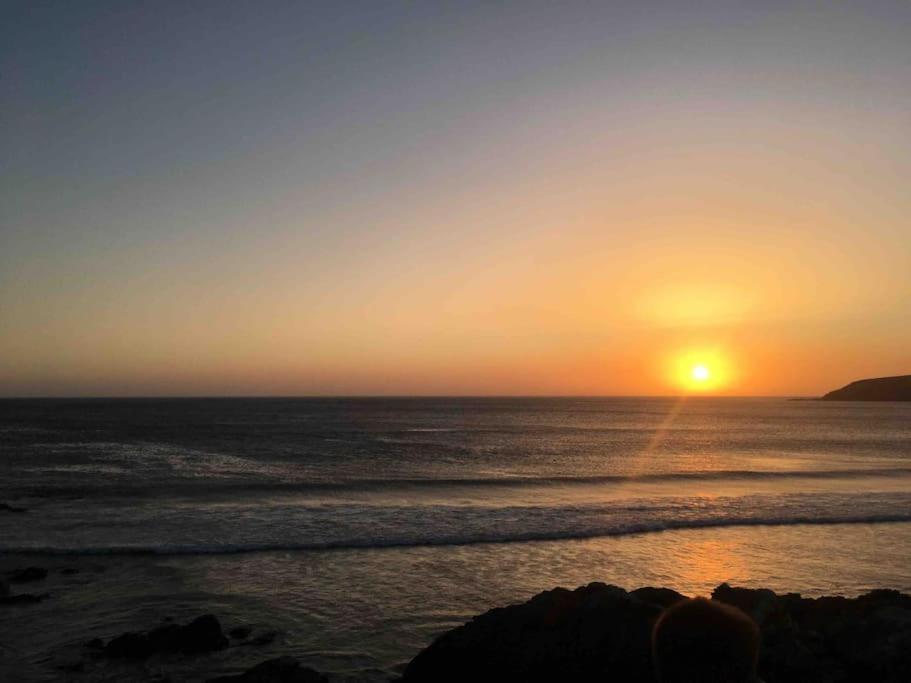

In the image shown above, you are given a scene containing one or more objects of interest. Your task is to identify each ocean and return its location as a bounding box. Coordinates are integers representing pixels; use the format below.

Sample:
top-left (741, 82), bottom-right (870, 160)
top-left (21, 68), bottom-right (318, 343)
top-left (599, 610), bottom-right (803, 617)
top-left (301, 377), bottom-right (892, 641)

top-left (1, 397), bottom-right (910, 681)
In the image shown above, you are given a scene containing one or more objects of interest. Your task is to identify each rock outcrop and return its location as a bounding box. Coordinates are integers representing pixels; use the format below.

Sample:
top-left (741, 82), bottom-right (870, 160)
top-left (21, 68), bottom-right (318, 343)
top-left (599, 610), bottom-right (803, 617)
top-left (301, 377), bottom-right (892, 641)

top-left (7, 566), bottom-right (48, 583)
top-left (62, 614), bottom-right (327, 681)
top-left (821, 375), bottom-right (911, 401)
top-left (206, 656), bottom-right (328, 683)
top-left (0, 574), bottom-right (48, 606)
top-left (104, 614), bottom-right (229, 659)
top-left (0, 592), bottom-right (48, 606)
top-left (401, 583), bottom-right (911, 683)
top-left (403, 582), bottom-right (678, 682)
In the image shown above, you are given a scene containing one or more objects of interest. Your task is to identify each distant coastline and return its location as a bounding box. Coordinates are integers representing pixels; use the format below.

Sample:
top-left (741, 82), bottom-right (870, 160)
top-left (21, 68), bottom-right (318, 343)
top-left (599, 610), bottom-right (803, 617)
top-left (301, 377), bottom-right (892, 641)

top-left (819, 375), bottom-right (911, 402)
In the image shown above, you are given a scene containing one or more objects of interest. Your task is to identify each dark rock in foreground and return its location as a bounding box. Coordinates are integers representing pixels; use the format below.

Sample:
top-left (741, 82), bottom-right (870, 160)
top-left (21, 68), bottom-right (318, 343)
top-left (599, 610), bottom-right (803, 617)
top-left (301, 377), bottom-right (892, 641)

top-left (0, 574), bottom-right (49, 606)
top-left (821, 374), bottom-right (911, 401)
top-left (0, 502), bottom-right (27, 513)
top-left (206, 656), bottom-right (327, 683)
top-left (403, 582), bottom-right (678, 682)
top-left (105, 614), bottom-right (229, 659)
top-left (8, 566), bottom-right (48, 583)
top-left (0, 592), bottom-right (48, 606)
top-left (401, 583), bottom-right (911, 683)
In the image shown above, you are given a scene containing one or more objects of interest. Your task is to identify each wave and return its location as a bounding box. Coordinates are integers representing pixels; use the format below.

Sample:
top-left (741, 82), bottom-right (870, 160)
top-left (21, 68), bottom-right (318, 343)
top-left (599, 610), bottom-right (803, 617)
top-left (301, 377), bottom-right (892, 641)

top-left (11, 466), bottom-right (911, 500)
top-left (5, 510), bottom-right (911, 556)
top-left (298, 467), bottom-right (911, 490)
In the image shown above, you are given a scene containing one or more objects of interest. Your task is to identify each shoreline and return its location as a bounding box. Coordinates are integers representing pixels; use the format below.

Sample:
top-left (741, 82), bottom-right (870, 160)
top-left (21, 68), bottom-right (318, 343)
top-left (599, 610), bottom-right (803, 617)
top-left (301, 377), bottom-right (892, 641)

top-left (0, 514), bottom-right (911, 683)
top-left (4, 522), bottom-right (911, 681)
top-left (4, 566), bottom-right (910, 682)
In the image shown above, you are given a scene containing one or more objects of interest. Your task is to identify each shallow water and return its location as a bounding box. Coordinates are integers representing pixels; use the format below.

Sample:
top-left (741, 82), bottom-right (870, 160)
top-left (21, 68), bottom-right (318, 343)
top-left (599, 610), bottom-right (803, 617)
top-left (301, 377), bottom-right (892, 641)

top-left (3, 523), bottom-right (911, 681)
top-left (1, 397), bottom-right (910, 680)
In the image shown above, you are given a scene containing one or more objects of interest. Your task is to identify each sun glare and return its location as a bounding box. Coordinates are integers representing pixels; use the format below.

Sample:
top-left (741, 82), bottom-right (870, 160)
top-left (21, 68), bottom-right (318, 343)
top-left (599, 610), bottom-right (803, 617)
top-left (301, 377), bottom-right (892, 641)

top-left (691, 364), bottom-right (710, 382)
top-left (666, 348), bottom-right (733, 393)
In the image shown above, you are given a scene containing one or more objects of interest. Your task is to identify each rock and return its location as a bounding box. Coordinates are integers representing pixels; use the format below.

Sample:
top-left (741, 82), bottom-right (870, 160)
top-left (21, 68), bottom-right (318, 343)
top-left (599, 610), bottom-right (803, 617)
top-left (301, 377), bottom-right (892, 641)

top-left (105, 614), bottom-right (228, 659)
top-left (402, 584), bottom-right (911, 683)
top-left (84, 637), bottom-right (104, 649)
top-left (0, 592), bottom-right (48, 606)
top-left (402, 582), bottom-right (662, 682)
top-left (0, 502), bottom-right (27, 513)
top-left (229, 625), bottom-right (253, 640)
top-left (181, 614), bottom-right (229, 654)
top-left (0, 579), bottom-right (9, 597)
top-left (712, 583), bottom-right (783, 626)
top-left (106, 631), bottom-right (154, 659)
top-left (630, 587), bottom-right (687, 610)
top-left (206, 656), bottom-right (328, 683)
top-left (147, 623), bottom-right (183, 652)
top-left (8, 566), bottom-right (48, 583)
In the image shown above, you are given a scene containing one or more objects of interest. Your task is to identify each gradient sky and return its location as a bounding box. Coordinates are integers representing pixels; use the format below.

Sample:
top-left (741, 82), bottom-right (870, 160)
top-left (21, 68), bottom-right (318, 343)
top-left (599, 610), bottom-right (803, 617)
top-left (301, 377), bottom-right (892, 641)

top-left (2, 1), bottom-right (909, 397)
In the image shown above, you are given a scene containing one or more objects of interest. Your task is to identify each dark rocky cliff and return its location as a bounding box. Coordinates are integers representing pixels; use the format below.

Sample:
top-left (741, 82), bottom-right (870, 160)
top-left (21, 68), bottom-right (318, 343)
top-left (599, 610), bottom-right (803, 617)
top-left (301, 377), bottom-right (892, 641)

top-left (821, 375), bottom-right (911, 401)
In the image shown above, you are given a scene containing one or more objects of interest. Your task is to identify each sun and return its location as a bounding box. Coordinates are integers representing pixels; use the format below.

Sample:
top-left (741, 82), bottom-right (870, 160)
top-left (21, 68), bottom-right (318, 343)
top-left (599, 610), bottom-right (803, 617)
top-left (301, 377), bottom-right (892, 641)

top-left (691, 364), bottom-right (710, 382)
top-left (665, 348), bottom-right (733, 393)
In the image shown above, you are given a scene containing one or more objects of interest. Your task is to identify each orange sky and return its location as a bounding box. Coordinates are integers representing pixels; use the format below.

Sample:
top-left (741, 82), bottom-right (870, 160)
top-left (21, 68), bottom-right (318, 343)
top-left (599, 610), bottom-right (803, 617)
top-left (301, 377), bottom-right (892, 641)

top-left (2, 3), bottom-right (909, 397)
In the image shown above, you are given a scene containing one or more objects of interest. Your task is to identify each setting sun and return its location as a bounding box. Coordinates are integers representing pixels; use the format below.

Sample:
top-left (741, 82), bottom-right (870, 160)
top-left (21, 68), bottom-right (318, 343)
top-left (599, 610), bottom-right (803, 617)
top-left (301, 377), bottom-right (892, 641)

top-left (691, 364), bottom-right (711, 382)
top-left (665, 348), bottom-right (734, 393)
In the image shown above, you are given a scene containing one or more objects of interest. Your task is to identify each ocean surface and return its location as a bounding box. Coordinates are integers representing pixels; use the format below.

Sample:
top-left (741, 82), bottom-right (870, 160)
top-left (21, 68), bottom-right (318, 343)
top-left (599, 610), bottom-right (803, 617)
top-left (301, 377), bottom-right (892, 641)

top-left (1, 397), bottom-right (910, 681)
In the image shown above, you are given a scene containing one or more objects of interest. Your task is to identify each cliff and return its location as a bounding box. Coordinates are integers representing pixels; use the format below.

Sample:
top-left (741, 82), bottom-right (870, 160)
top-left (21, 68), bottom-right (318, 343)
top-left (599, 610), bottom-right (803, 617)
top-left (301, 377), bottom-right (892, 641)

top-left (821, 375), bottom-right (911, 401)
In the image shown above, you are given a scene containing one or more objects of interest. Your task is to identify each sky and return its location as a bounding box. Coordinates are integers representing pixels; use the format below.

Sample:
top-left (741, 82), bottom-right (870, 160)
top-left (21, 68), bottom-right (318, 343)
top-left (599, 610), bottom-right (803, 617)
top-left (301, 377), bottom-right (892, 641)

top-left (2, 1), bottom-right (909, 397)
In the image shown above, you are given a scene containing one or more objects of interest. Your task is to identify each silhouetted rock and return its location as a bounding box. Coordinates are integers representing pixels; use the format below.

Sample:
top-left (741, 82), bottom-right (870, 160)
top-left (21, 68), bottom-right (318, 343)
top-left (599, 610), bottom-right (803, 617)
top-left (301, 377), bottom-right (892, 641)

top-left (181, 614), bottom-right (230, 654)
top-left (402, 583), bottom-right (911, 683)
top-left (206, 657), bottom-right (327, 683)
top-left (104, 614), bottom-right (228, 659)
top-left (84, 637), bottom-right (104, 649)
top-left (0, 578), bottom-right (9, 597)
top-left (0, 592), bottom-right (48, 606)
top-left (712, 583), bottom-right (783, 625)
top-left (821, 374), bottom-right (911, 401)
top-left (403, 582), bottom-right (662, 682)
top-left (8, 566), bottom-right (48, 583)
top-left (630, 587), bottom-right (687, 609)
top-left (0, 502), bottom-right (27, 513)
top-left (106, 631), bottom-right (155, 659)
top-left (229, 625), bottom-right (253, 640)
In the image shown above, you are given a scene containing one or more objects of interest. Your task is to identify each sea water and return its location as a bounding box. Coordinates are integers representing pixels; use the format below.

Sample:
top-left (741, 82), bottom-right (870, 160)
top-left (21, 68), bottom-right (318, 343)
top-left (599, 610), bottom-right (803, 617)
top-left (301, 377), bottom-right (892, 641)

top-left (1, 397), bottom-right (909, 680)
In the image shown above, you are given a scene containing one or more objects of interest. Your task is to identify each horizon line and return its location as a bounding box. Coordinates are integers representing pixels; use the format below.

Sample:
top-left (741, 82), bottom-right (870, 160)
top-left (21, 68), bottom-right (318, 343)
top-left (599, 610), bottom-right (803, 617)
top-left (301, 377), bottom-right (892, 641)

top-left (0, 393), bottom-right (816, 400)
